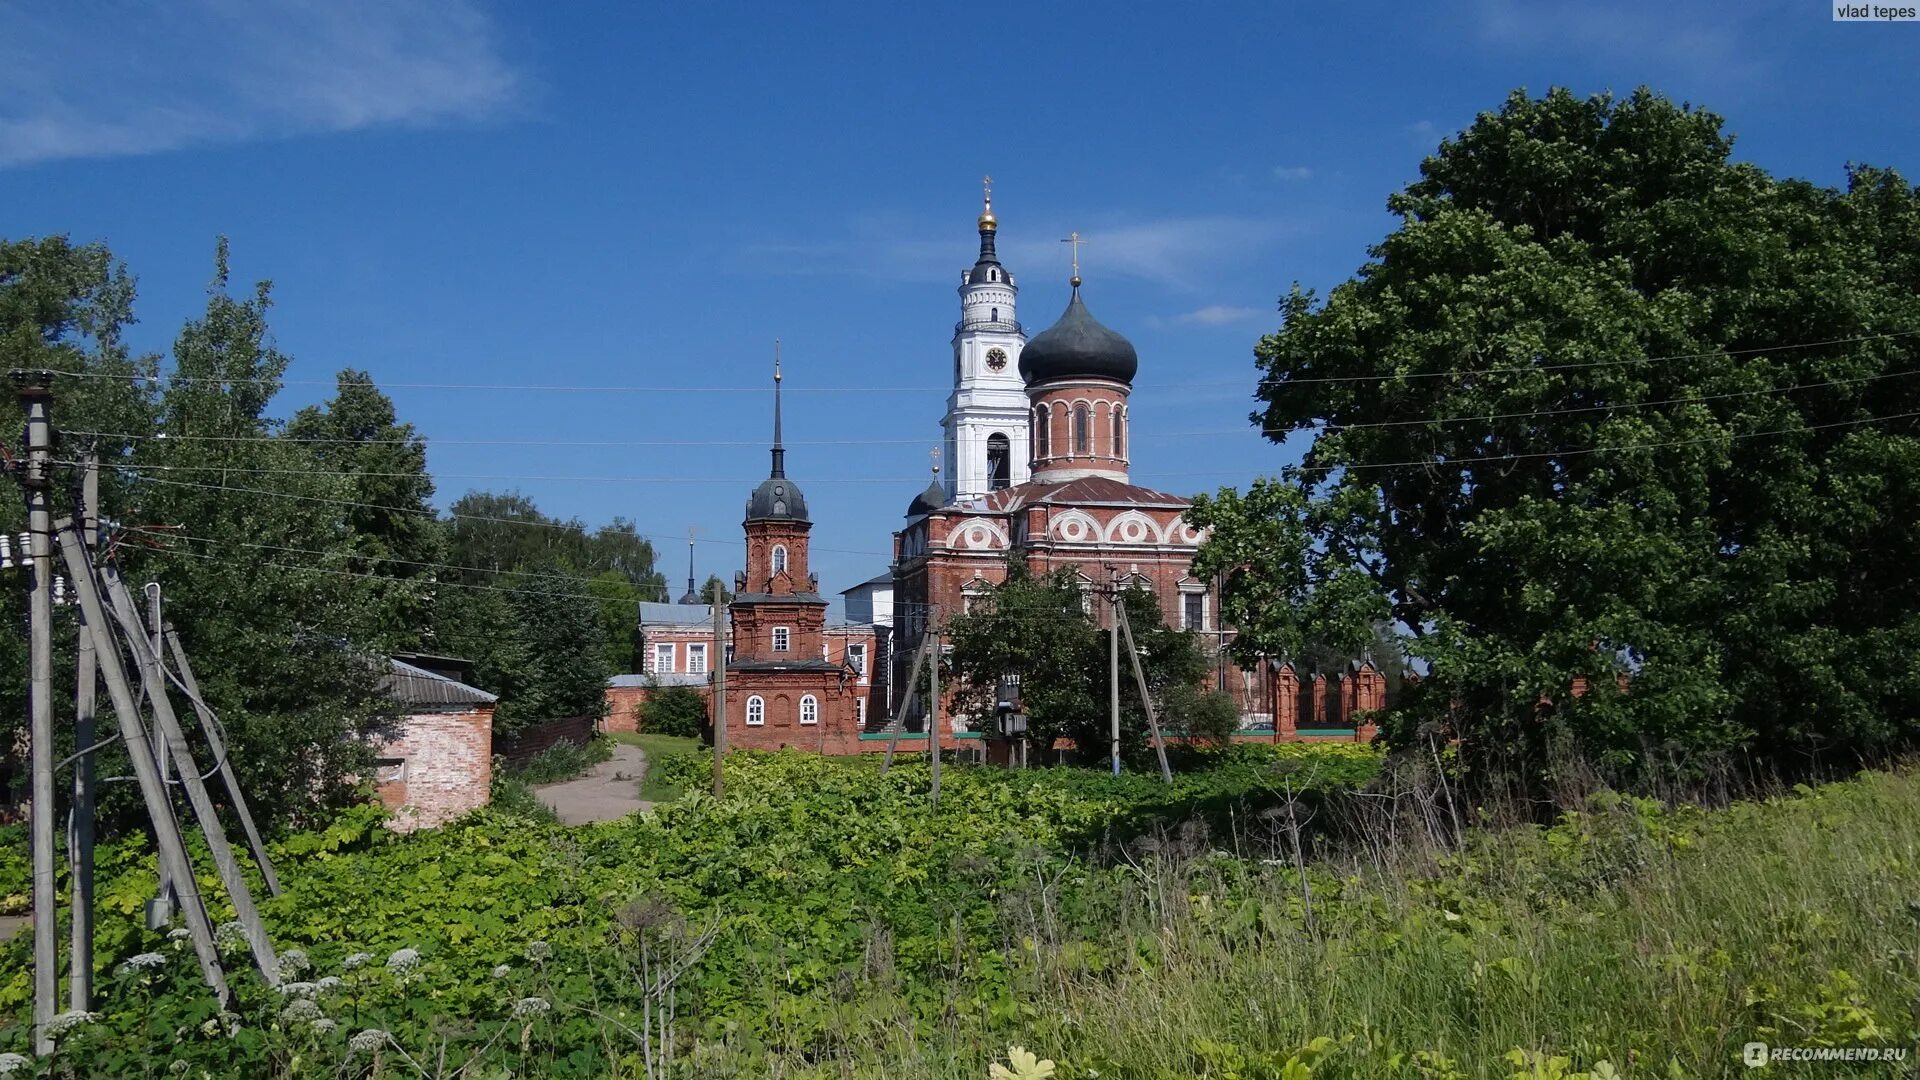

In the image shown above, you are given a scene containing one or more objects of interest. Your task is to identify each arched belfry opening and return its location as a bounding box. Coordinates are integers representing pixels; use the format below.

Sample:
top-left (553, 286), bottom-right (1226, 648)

top-left (986, 432), bottom-right (1010, 490)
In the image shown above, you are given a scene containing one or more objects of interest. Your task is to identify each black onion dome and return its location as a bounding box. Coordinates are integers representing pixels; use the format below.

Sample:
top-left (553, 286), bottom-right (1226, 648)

top-left (1018, 288), bottom-right (1137, 385)
top-left (907, 480), bottom-right (947, 517)
top-left (746, 477), bottom-right (808, 522)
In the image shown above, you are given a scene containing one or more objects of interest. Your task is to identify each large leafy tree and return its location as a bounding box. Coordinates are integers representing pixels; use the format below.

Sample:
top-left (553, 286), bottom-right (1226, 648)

top-left (285, 369), bottom-right (441, 648)
top-left (1207, 88), bottom-right (1920, 784)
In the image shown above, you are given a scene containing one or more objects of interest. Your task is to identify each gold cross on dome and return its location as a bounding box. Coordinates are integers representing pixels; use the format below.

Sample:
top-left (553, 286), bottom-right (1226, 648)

top-left (1060, 231), bottom-right (1084, 283)
top-left (929, 445), bottom-right (942, 476)
top-left (983, 174), bottom-right (992, 204)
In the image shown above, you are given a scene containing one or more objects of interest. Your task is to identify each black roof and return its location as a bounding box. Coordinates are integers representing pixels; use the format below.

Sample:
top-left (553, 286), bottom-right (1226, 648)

top-left (746, 476), bottom-right (809, 523)
top-left (907, 479), bottom-right (947, 517)
top-left (1018, 286), bottom-right (1138, 385)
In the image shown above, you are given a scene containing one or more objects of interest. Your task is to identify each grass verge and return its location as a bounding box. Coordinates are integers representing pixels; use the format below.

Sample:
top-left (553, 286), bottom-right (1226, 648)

top-left (608, 730), bottom-right (703, 803)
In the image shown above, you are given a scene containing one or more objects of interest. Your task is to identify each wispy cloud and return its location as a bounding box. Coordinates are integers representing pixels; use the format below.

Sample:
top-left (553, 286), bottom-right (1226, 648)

top-left (1271, 166), bottom-right (1314, 181)
top-left (1173, 304), bottom-right (1266, 327)
top-left (745, 213), bottom-right (1300, 292)
top-left (1473, 0), bottom-right (1767, 84)
top-left (0, 1), bottom-right (523, 167)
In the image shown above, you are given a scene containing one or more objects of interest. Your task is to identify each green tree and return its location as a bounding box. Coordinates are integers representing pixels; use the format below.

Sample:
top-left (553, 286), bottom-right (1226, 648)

top-left (285, 369), bottom-right (441, 649)
top-left (637, 683), bottom-right (708, 739)
top-left (1215, 87), bottom-right (1920, 785)
top-left (436, 571), bottom-right (611, 736)
top-left (943, 564), bottom-right (1210, 765)
top-left (119, 240), bottom-right (399, 829)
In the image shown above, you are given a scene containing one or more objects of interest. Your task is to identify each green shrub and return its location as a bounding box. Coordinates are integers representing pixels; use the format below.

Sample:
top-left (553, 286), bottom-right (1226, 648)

top-left (636, 683), bottom-right (707, 739)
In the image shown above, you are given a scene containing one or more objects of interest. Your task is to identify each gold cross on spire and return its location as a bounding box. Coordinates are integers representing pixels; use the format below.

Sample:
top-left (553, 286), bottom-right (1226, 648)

top-left (929, 445), bottom-right (942, 477)
top-left (983, 174), bottom-right (992, 207)
top-left (1061, 230), bottom-right (1084, 287)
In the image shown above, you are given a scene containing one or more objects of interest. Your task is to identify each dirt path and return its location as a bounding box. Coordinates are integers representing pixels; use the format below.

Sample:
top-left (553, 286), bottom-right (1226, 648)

top-left (535, 742), bottom-right (654, 825)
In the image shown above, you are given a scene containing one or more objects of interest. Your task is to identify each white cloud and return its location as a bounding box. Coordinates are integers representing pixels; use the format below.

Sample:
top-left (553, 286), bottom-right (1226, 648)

top-left (0, 1), bottom-right (522, 167)
top-left (1272, 166), bottom-right (1313, 181)
top-left (747, 213), bottom-right (1299, 293)
top-left (1175, 305), bottom-right (1265, 326)
top-left (1473, 0), bottom-right (1765, 82)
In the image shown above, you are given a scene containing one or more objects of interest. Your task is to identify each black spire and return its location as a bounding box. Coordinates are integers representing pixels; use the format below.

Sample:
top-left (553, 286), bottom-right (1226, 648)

top-left (677, 531), bottom-right (700, 604)
top-left (770, 340), bottom-right (785, 479)
top-left (967, 178), bottom-right (1007, 286)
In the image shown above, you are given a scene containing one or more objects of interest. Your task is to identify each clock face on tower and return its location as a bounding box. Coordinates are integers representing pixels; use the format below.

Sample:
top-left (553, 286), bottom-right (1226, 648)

top-left (985, 347), bottom-right (1008, 372)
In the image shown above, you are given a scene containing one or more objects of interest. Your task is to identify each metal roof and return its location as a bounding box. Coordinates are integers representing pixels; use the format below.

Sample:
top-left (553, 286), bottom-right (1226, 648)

top-left (608, 673), bottom-right (708, 689)
top-left (638, 601), bottom-right (715, 626)
top-left (383, 658), bottom-right (498, 708)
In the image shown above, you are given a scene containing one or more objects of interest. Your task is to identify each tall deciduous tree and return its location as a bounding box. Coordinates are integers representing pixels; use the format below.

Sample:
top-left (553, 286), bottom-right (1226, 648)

top-left (1210, 87), bottom-right (1920, 785)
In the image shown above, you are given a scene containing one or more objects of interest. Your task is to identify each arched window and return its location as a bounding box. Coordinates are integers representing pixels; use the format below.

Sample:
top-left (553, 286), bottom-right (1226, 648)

top-left (986, 432), bottom-right (1010, 489)
top-left (1073, 404), bottom-right (1090, 454)
top-left (1113, 409), bottom-right (1125, 458)
top-left (746, 696), bottom-right (765, 726)
top-left (772, 545), bottom-right (787, 573)
top-left (1034, 406), bottom-right (1050, 460)
top-left (990, 306), bottom-right (999, 321)
top-left (799, 694), bottom-right (818, 725)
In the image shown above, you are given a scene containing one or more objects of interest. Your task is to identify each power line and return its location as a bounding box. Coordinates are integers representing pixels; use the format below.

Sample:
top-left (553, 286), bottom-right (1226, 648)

top-left (35, 326), bottom-right (1920, 396)
top-left (118, 526), bottom-right (683, 599)
top-left (66, 365), bottom-right (1920, 449)
top-left (93, 472), bottom-right (900, 559)
top-left (1287, 409), bottom-right (1920, 474)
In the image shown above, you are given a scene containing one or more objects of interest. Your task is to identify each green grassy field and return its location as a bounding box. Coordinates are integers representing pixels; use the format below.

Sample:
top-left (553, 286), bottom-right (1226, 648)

top-left (2, 748), bottom-right (1913, 1077)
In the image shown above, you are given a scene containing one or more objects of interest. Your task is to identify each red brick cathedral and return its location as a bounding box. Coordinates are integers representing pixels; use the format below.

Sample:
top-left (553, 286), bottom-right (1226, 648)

top-left (887, 193), bottom-right (1229, 745)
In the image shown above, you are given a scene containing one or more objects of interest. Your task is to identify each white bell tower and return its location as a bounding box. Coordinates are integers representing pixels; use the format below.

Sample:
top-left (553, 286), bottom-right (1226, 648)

top-left (943, 178), bottom-right (1031, 503)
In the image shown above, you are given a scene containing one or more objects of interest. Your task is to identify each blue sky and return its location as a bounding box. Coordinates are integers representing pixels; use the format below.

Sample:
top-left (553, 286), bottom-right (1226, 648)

top-left (3, 1), bottom-right (1916, 611)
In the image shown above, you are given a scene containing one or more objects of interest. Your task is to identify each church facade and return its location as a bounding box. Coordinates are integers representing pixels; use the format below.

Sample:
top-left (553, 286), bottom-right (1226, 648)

top-left (888, 193), bottom-right (1237, 745)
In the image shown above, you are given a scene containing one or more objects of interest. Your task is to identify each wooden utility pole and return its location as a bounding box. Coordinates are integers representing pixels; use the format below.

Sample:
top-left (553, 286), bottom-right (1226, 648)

top-left (1116, 602), bottom-right (1174, 784)
top-left (15, 371), bottom-right (57, 1054)
top-left (879, 632), bottom-right (933, 774)
top-left (163, 626), bottom-right (280, 896)
top-left (145, 581), bottom-right (173, 922)
top-left (710, 582), bottom-right (727, 799)
top-left (69, 451), bottom-right (98, 1010)
top-left (928, 628), bottom-right (941, 808)
top-left (100, 566), bottom-right (279, 985)
top-left (1109, 573), bottom-right (1122, 777)
top-left (54, 521), bottom-right (230, 1004)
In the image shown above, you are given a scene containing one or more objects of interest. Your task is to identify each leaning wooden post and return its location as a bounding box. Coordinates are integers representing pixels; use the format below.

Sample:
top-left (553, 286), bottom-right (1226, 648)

top-left (880, 633), bottom-right (932, 774)
top-left (163, 625), bottom-right (281, 897)
top-left (54, 521), bottom-right (230, 1004)
top-left (928, 624), bottom-right (942, 808)
top-left (1117, 602), bottom-right (1174, 785)
top-left (100, 564), bottom-right (280, 985)
top-left (710, 582), bottom-right (727, 799)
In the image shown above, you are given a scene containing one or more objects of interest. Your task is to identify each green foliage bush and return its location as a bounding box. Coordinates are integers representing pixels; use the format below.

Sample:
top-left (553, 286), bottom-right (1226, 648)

top-left (637, 683), bottom-right (708, 740)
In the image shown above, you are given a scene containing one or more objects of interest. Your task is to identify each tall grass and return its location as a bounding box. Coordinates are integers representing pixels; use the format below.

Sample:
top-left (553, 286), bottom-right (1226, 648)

top-left (719, 766), bottom-right (1920, 1077)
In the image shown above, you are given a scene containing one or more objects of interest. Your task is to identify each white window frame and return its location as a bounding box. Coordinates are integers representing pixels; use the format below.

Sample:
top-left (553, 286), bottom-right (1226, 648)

top-left (856, 698), bottom-right (867, 725)
top-left (799, 694), bottom-right (818, 726)
top-left (653, 642), bottom-right (676, 673)
top-left (745, 695), bottom-right (765, 726)
top-left (771, 544), bottom-right (788, 573)
top-left (686, 642), bottom-right (707, 674)
top-left (847, 643), bottom-right (866, 679)
top-left (1180, 588), bottom-right (1208, 632)
top-left (772, 626), bottom-right (791, 652)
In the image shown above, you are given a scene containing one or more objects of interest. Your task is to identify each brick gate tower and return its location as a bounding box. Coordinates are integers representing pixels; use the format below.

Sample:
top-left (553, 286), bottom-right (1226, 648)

top-left (721, 353), bottom-right (861, 752)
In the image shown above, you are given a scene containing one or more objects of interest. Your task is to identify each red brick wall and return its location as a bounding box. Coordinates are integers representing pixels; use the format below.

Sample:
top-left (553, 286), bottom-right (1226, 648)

top-left (494, 715), bottom-right (595, 771)
top-left (374, 706), bottom-right (493, 832)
